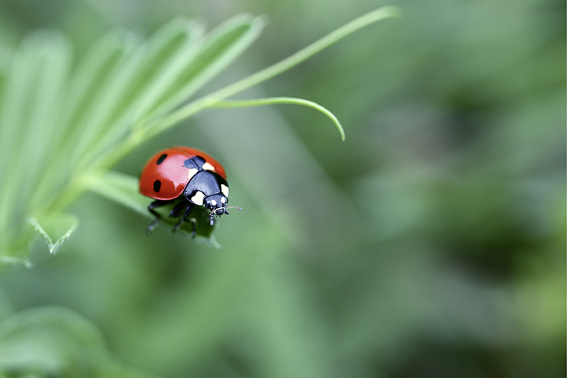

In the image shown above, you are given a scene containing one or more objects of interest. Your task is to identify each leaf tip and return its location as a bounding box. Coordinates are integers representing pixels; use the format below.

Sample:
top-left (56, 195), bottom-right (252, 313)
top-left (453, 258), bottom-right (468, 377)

top-left (27, 216), bottom-right (78, 255)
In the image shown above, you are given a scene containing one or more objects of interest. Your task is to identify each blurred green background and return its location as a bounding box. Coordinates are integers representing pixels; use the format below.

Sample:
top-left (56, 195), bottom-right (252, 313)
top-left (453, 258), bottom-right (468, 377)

top-left (0, 0), bottom-right (564, 377)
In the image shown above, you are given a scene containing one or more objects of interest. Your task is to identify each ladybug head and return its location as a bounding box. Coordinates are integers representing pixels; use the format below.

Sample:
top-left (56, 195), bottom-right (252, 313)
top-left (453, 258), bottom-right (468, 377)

top-left (204, 193), bottom-right (242, 226)
top-left (204, 193), bottom-right (228, 226)
top-left (204, 193), bottom-right (227, 213)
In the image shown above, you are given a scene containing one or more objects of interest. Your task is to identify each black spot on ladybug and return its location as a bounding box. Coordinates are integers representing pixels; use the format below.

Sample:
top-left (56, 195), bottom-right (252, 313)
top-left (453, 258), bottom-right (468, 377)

top-left (156, 154), bottom-right (167, 165)
top-left (153, 180), bottom-right (161, 192)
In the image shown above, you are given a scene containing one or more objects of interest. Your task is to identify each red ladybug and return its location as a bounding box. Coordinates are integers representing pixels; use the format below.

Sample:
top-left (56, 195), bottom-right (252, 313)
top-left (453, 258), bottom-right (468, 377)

top-left (139, 146), bottom-right (238, 233)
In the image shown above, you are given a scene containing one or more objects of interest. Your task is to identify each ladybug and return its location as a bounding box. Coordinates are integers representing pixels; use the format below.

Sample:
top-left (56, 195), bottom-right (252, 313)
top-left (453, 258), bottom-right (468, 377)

top-left (139, 146), bottom-right (239, 234)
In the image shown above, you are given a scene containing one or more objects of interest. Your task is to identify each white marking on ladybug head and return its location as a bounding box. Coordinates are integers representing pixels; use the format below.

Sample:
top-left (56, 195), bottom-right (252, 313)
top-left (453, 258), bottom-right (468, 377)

top-left (187, 168), bottom-right (198, 180)
top-left (210, 199), bottom-right (217, 207)
top-left (221, 184), bottom-right (229, 197)
top-left (221, 196), bottom-right (226, 203)
top-left (191, 191), bottom-right (205, 206)
top-left (202, 162), bottom-right (215, 171)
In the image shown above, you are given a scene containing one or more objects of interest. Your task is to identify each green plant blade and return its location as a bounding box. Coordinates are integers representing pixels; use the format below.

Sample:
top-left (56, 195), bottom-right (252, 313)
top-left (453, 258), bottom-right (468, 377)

top-left (0, 32), bottom-right (72, 234)
top-left (0, 39), bottom-right (40, 229)
top-left (84, 171), bottom-right (149, 217)
top-left (59, 31), bottom-right (141, 151)
top-left (0, 306), bottom-right (162, 377)
top-left (28, 213), bottom-right (78, 255)
top-left (31, 31), bottom-right (141, 212)
top-left (0, 54), bottom-right (7, 120)
top-left (137, 14), bottom-right (266, 125)
top-left (78, 18), bottom-right (202, 158)
top-left (212, 97), bottom-right (346, 140)
top-left (0, 307), bottom-right (110, 375)
top-left (129, 18), bottom-right (205, 120)
top-left (18, 34), bottom-right (72, 216)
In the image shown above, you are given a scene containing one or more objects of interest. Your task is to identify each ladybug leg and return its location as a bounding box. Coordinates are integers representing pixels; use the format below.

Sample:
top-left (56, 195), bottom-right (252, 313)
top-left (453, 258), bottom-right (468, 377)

top-left (172, 218), bottom-right (183, 233)
top-left (188, 219), bottom-right (197, 239)
top-left (169, 201), bottom-right (186, 218)
top-left (182, 203), bottom-right (195, 220)
top-left (148, 200), bottom-right (168, 217)
top-left (147, 200), bottom-right (168, 234)
top-left (183, 205), bottom-right (197, 238)
top-left (172, 203), bottom-right (194, 234)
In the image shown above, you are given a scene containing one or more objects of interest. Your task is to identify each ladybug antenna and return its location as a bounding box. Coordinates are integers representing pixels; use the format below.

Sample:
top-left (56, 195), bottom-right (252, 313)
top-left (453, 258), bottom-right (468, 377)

top-left (209, 206), bottom-right (242, 226)
top-left (225, 205), bottom-right (243, 215)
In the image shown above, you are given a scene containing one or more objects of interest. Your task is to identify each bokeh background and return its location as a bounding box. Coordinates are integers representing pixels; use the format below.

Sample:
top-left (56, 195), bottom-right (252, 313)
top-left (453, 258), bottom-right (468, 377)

top-left (0, 0), bottom-right (564, 377)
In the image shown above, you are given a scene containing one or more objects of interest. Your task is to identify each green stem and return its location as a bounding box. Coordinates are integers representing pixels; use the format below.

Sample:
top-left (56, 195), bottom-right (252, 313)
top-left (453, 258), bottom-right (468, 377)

top-left (212, 97), bottom-right (345, 140)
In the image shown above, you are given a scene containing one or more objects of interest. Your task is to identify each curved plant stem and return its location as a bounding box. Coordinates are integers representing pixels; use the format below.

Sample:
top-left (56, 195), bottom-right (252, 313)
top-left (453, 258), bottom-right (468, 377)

top-left (212, 97), bottom-right (345, 140)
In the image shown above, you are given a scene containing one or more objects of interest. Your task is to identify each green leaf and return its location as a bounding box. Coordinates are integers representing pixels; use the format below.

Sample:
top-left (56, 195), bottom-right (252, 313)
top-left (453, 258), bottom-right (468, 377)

top-left (0, 289), bottom-right (14, 322)
top-left (137, 14), bottom-right (266, 124)
top-left (130, 18), bottom-right (205, 121)
top-left (65, 32), bottom-right (147, 171)
top-left (57, 31), bottom-right (140, 159)
top-left (0, 31), bottom-right (72, 234)
top-left (83, 171), bottom-right (149, 216)
top-left (85, 171), bottom-right (219, 243)
top-left (79, 18), bottom-right (202, 158)
top-left (18, 33), bottom-right (72, 217)
top-left (30, 32), bottom-right (141, 214)
top-left (28, 213), bottom-right (78, 255)
top-left (0, 306), bottom-right (159, 377)
top-left (0, 54), bottom-right (7, 119)
top-left (0, 307), bottom-right (110, 375)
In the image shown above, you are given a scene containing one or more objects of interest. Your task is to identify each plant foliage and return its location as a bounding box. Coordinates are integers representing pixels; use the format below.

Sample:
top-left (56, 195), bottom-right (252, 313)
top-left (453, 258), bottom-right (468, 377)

top-left (0, 7), bottom-right (400, 264)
